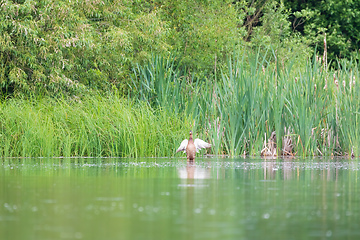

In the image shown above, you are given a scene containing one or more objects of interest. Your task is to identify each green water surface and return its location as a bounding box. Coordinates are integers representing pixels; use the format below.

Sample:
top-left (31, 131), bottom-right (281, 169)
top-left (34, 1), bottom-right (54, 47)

top-left (1, 158), bottom-right (360, 240)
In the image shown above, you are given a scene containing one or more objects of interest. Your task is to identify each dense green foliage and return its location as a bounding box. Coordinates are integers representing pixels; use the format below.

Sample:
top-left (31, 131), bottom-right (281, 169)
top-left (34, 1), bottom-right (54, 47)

top-left (0, 0), bottom-right (172, 96)
top-left (2, 0), bottom-right (357, 96)
top-left (1, 0), bottom-right (360, 157)
top-left (284, 0), bottom-right (360, 61)
top-left (0, 0), bottom-right (315, 96)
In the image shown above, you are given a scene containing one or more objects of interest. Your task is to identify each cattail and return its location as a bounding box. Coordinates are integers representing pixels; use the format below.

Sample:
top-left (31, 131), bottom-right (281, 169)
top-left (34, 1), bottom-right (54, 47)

top-left (353, 76), bottom-right (356, 87)
top-left (334, 73), bottom-right (338, 88)
top-left (323, 33), bottom-right (327, 69)
top-left (324, 77), bottom-right (327, 89)
top-left (350, 78), bottom-right (352, 91)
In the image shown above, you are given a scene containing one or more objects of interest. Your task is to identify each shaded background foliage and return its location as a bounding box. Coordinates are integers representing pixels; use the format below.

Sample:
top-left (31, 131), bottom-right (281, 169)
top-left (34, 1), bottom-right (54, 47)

top-left (284, 0), bottom-right (360, 61)
top-left (0, 0), bottom-right (359, 97)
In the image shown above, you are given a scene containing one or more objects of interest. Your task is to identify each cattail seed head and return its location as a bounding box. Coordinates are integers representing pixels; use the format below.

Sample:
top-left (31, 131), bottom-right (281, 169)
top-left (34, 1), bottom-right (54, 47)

top-left (334, 74), bottom-right (338, 88)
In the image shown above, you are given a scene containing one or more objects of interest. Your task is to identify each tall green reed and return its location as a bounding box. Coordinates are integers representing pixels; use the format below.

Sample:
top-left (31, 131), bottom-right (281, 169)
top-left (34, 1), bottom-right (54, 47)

top-left (331, 58), bottom-right (360, 156)
top-left (130, 54), bottom-right (186, 114)
top-left (141, 51), bottom-right (359, 156)
top-left (130, 54), bottom-right (213, 150)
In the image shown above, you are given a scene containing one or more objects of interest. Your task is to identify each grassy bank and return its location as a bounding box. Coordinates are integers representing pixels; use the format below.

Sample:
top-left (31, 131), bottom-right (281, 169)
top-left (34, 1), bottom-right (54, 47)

top-left (1, 51), bottom-right (360, 158)
top-left (0, 95), bottom-right (192, 157)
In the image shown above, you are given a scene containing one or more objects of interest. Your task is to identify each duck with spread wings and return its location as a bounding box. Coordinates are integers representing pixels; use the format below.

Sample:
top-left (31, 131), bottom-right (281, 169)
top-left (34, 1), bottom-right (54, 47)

top-left (176, 131), bottom-right (211, 160)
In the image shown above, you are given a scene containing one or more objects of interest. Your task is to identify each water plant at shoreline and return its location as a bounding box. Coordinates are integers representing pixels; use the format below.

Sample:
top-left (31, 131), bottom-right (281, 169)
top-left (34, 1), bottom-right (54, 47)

top-left (130, 51), bottom-right (360, 158)
top-left (1, 50), bottom-right (360, 158)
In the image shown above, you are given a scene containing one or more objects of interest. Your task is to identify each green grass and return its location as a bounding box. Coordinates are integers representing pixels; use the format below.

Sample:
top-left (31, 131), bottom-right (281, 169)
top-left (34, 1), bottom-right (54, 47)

top-left (1, 50), bottom-right (360, 158)
top-left (0, 94), bottom-right (192, 157)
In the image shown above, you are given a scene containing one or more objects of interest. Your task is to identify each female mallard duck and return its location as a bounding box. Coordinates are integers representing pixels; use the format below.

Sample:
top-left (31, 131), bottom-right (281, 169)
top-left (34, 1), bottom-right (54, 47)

top-left (176, 131), bottom-right (211, 160)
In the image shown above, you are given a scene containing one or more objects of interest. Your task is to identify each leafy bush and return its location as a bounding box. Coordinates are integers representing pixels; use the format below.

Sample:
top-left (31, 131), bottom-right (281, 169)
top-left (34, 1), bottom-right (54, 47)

top-left (157, 0), bottom-right (242, 75)
top-left (0, 0), bottom-right (170, 96)
top-left (284, 0), bottom-right (360, 62)
top-left (0, 0), bottom-right (358, 98)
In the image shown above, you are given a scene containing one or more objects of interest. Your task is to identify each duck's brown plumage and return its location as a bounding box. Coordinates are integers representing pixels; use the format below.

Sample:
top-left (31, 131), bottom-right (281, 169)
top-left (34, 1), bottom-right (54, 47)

top-left (186, 132), bottom-right (196, 160)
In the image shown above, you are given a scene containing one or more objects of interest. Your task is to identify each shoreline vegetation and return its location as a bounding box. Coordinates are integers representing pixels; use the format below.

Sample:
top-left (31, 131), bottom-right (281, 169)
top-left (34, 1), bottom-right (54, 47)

top-left (1, 1), bottom-right (360, 158)
top-left (1, 52), bottom-right (360, 158)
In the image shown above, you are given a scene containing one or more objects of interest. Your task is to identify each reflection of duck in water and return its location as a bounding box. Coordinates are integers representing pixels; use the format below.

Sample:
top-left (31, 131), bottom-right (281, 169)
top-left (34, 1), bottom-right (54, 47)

top-left (178, 161), bottom-right (211, 179)
top-left (176, 131), bottom-right (211, 160)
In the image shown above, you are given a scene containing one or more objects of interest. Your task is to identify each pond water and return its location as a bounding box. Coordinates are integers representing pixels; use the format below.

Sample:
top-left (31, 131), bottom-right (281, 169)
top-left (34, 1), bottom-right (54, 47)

top-left (1, 157), bottom-right (360, 240)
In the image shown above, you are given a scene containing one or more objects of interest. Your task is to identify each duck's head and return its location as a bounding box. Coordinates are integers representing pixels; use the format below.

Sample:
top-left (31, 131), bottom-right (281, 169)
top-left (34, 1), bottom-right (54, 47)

top-left (189, 131), bottom-right (193, 138)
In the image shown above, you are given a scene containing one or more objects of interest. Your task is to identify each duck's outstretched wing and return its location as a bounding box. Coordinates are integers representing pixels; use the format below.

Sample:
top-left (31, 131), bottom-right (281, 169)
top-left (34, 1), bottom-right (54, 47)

top-left (176, 139), bottom-right (188, 153)
top-left (194, 139), bottom-right (211, 153)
